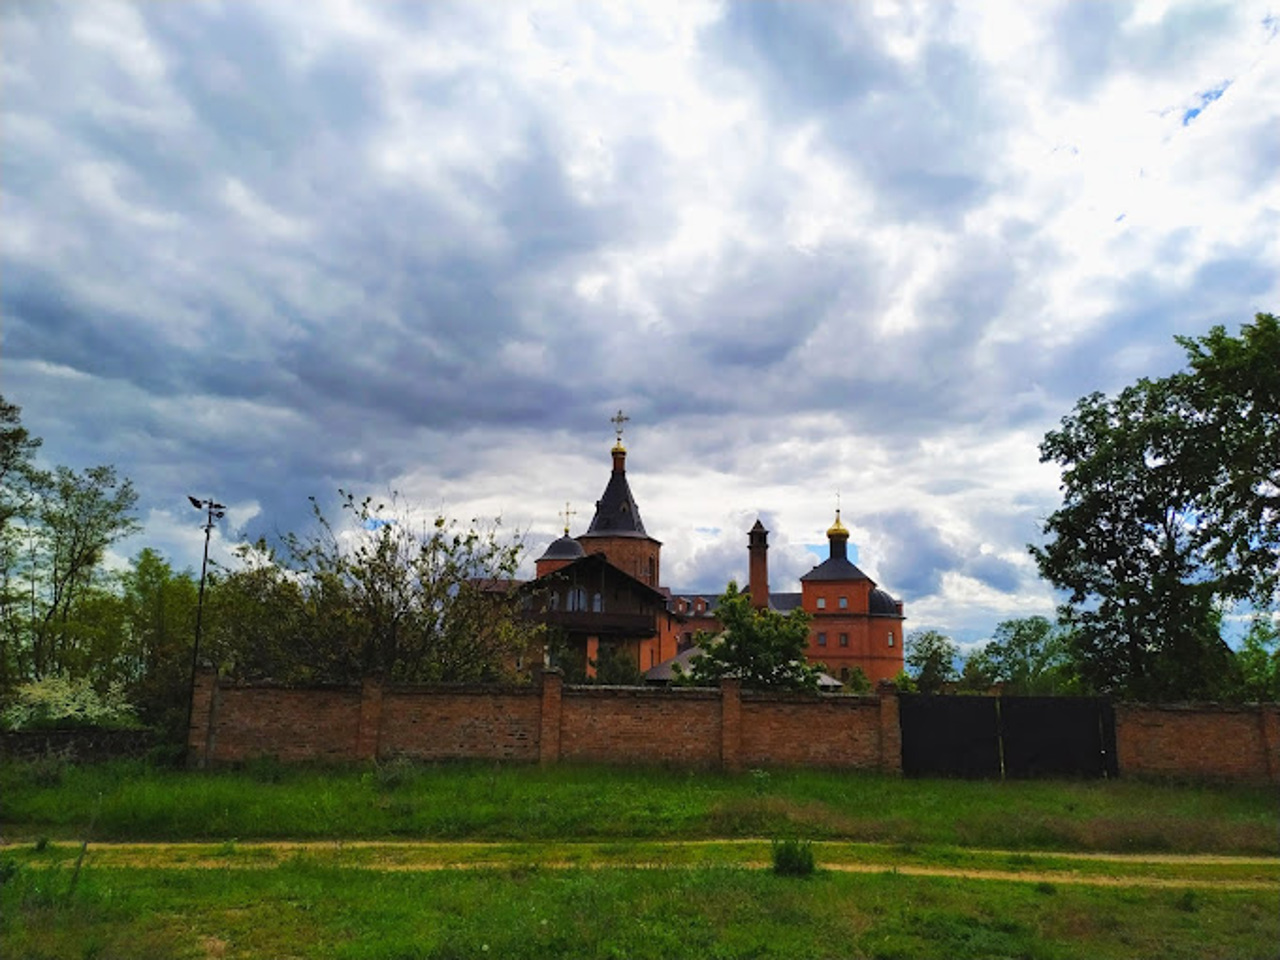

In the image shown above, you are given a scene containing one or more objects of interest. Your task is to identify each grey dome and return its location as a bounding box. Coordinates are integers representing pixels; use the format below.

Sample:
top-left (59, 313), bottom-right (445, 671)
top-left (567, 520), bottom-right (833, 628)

top-left (539, 535), bottom-right (586, 561)
top-left (869, 588), bottom-right (900, 616)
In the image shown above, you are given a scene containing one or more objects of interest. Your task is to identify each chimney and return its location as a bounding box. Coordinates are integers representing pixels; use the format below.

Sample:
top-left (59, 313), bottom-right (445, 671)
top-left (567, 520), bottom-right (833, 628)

top-left (748, 519), bottom-right (769, 610)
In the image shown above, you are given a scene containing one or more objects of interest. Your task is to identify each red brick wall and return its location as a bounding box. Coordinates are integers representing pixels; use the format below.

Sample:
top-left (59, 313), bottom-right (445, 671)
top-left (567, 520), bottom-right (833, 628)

top-left (1116, 702), bottom-right (1280, 782)
top-left (558, 685), bottom-right (723, 767)
top-left (205, 685), bottom-right (363, 764)
top-left (186, 670), bottom-right (1278, 782)
top-left (739, 694), bottom-right (884, 768)
top-left (379, 685), bottom-right (542, 762)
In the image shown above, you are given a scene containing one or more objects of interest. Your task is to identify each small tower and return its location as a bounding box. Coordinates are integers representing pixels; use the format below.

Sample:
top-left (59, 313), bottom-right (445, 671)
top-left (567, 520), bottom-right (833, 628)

top-left (748, 519), bottom-right (769, 610)
top-left (535, 503), bottom-right (585, 577)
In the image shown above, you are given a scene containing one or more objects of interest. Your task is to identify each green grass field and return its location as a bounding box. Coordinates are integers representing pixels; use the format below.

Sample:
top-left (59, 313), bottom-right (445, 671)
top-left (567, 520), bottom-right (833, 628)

top-left (2, 759), bottom-right (1277, 958)
top-left (3, 758), bottom-right (1276, 852)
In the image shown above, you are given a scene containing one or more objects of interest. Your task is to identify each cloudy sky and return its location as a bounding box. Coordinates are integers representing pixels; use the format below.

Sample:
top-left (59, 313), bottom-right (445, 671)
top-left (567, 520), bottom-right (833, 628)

top-left (3, 1), bottom-right (1278, 646)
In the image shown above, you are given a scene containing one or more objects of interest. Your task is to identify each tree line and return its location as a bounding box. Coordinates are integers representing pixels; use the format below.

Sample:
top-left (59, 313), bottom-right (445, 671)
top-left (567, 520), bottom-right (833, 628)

top-left (0, 313), bottom-right (1275, 738)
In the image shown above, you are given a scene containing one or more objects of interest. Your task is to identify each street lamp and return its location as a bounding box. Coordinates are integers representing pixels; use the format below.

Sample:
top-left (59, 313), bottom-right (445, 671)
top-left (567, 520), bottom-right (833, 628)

top-left (186, 496), bottom-right (225, 749)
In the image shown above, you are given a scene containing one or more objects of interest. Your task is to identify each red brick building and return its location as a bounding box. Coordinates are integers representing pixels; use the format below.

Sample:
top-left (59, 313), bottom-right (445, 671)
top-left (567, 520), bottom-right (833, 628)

top-left (533, 414), bottom-right (905, 686)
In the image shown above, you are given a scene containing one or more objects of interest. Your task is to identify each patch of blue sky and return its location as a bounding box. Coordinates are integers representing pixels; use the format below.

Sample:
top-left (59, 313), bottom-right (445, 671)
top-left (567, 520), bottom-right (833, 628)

top-left (363, 518), bottom-right (396, 530)
top-left (694, 526), bottom-right (721, 536)
top-left (1183, 81), bottom-right (1231, 126)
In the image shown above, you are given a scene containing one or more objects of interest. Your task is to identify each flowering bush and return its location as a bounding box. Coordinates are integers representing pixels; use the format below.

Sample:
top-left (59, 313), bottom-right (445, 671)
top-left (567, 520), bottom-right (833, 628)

top-left (1, 674), bottom-right (139, 730)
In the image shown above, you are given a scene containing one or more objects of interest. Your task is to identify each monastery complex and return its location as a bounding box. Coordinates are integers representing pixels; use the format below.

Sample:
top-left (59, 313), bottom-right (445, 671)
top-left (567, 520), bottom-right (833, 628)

top-left (531, 413), bottom-right (906, 686)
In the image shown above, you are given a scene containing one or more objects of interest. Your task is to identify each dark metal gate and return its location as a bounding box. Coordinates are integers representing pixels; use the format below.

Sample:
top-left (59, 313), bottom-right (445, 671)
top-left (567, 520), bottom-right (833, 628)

top-left (898, 694), bottom-right (1117, 779)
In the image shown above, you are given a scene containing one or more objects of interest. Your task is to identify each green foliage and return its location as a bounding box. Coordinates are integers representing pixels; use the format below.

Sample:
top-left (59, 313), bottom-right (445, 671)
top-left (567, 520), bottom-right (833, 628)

top-left (0, 674), bottom-right (137, 731)
top-left (207, 491), bottom-right (543, 684)
top-left (592, 642), bottom-right (644, 685)
top-left (905, 630), bottom-right (958, 694)
top-left (1233, 617), bottom-right (1280, 702)
top-left (966, 617), bottom-right (1081, 696)
top-left (685, 582), bottom-right (820, 690)
top-left (1031, 315), bottom-right (1280, 700)
top-left (771, 837), bottom-right (816, 876)
top-left (840, 664), bottom-right (873, 694)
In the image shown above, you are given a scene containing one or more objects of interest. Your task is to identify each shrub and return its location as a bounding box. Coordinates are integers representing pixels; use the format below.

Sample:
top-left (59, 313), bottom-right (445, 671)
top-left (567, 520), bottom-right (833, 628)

top-left (1, 674), bottom-right (138, 731)
top-left (771, 838), bottom-right (816, 877)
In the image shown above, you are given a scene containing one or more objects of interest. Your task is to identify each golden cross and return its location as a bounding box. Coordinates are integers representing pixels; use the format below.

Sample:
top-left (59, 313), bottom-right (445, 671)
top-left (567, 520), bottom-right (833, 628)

top-left (611, 409), bottom-right (630, 444)
top-left (560, 502), bottom-right (577, 536)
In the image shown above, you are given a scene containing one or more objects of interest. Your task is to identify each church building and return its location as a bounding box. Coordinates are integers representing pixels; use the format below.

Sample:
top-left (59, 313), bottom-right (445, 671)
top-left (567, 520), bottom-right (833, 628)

top-left (531, 413), bottom-right (905, 685)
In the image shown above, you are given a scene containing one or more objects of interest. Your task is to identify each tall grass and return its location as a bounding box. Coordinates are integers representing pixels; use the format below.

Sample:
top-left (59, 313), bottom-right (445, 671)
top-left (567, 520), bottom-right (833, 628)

top-left (1, 758), bottom-right (1276, 853)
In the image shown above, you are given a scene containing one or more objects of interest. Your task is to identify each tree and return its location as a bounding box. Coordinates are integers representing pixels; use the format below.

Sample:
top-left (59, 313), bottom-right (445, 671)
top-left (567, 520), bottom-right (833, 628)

top-left (969, 616), bottom-right (1080, 696)
top-left (119, 549), bottom-right (199, 736)
top-left (1174, 314), bottom-right (1280, 604)
top-left (685, 581), bottom-right (819, 691)
top-left (1233, 617), bottom-right (1280, 702)
top-left (24, 465), bottom-right (140, 679)
top-left (267, 491), bottom-right (542, 683)
top-left (1029, 317), bottom-right (1280, 700)
top-left (0, 396), bottom-right (42, 690)
top-left (905, 629), bottom-right (958, 694)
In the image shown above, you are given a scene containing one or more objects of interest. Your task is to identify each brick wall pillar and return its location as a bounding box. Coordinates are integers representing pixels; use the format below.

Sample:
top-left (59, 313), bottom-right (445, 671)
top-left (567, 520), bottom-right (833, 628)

top-left (720, 678), bottom-right (742, 772)
top-left (357, 678), bottom-right (384, 762)
top-left (1261, 705), bottom-right (1280, 784)
top-left (539, 668), bottom-right (563, 766)
top-left (876, 680), bottom-right (902, 775)
top-left (186, 668), bottom-right (218, 769)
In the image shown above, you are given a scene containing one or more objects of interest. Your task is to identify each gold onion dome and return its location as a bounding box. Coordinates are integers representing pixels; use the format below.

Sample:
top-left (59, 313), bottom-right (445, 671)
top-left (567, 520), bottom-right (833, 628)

top-left (827, 509), bottom-right (849, 539)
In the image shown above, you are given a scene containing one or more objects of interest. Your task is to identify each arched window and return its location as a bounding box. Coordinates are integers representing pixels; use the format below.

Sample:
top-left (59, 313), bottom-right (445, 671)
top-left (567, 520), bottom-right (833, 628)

top-left (593, 592), bottom-right (603, 613)
top-left (567, 587), bottom-right (588, 612)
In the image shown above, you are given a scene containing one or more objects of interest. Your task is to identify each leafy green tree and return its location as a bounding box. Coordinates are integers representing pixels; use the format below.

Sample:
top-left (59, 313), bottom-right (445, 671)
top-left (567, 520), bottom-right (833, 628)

top-left (23, 465), bottom-right (140, 679)
top-left (1234, 617), bottom-right (1280, 702)
top-left (118, 549), bottom-right (199, 736)
top-left (970, 616), bottom-right (1080, 696)
top-left (1174, 314), bottom-right (1280, 604)
top-left (0, 396), bottom-right (42, 690)
top-left (905, 629), bottom-right (958, 694)
top-left (686, 581), bottom-right (819, 691)
top-left (1029, 317), bottom-right (1279, 700)
top-left (266, 491), bottom-right (541, 682)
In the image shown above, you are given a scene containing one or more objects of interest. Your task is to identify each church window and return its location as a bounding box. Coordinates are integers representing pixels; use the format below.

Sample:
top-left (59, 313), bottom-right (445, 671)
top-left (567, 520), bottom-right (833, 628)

top-left (817, 632), bottom-right (827, 647)
top-left (568, 587), bottom-right (588, 612)
top-left (840, 667), bottom-right (850, 681)
top-left (816, 598), bottom-right (826, 610)
top-left (593, 593), bottom-right (603, 613)
top-left (838, 596), bottom-right (848, 609)
top-left (647, 557), bottom-right (656, 583)
top-left (839, 633), bottom-right (849, 647)
top-left (887, 631), bottom-right (895, 647)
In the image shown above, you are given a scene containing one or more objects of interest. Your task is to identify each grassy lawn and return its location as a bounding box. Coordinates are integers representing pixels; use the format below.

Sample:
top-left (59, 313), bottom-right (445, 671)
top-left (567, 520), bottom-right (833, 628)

top-left (2, 758), bottom-right (1276, 853)
top-left (3, 859), bottom-right (1277, 960)
top-left (2, 759), bottom-right (1276, 958)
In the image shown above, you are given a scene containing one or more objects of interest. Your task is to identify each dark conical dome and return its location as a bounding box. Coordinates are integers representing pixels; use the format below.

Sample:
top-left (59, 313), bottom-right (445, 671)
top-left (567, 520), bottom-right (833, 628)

top-left (869, 588), bottom-right (901, 616)
top-left (538, 534), bottom-right (586, 562)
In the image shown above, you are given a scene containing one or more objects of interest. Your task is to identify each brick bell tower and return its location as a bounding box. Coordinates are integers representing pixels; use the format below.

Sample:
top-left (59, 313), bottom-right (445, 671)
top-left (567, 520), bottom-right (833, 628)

top-left (575, 410), bottom-right (663, 587)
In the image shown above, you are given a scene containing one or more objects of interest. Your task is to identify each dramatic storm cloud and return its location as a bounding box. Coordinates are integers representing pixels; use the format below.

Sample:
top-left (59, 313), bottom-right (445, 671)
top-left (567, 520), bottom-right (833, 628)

top-left (3, 1), bottom-right (1278, 643)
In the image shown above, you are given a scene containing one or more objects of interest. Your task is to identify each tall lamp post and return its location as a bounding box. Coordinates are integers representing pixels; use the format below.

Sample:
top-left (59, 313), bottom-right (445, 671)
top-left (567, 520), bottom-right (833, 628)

top-left (185, 496), bottom-right (225, 751)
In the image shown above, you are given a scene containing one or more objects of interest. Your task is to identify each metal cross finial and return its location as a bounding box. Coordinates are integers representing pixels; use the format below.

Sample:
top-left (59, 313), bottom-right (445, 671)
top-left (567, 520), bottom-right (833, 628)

top-left (611, 409), bottom-right (630, 444)
top-left (560, 501), bottom-right (577, 536)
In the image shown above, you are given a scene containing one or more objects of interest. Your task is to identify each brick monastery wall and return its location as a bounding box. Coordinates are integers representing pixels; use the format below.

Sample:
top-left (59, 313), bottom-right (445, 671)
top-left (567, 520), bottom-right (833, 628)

top-left (188, 670), bottom-right (1278, 781)
top-left (379, 685), bottom-right (542, 762)
top-left (738, 694), bottom-right (888, 769)
top-left (1115, 702), bottom-right (1279, 782)
top-left (559, 685), bottom-right (722, 767)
